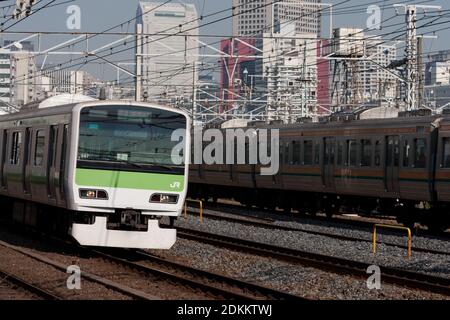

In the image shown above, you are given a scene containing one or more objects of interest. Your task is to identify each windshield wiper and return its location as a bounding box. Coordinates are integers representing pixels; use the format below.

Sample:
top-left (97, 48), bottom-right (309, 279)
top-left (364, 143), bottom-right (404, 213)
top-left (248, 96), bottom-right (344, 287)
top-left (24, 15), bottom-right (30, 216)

top-left (113, 159), bottom-right (143, 169)
top-left (147, 164), bottom-right (180, 172)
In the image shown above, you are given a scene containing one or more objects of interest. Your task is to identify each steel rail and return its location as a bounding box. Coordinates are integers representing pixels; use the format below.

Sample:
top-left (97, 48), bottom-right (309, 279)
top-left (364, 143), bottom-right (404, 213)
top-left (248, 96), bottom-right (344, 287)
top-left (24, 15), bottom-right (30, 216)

top-left (185, 208), bottom-right (450, 257)
top-left (0, 269), bottom-right (62, 300)
top-left (94, 249), bottom-right (305, 300)
top-left (175, 226), bottom-right (450, 296)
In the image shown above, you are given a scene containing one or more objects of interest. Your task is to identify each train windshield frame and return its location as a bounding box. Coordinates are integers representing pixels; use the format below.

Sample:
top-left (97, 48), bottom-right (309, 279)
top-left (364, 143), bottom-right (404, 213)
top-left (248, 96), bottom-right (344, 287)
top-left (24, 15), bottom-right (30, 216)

top-left (77, 105), bottom-right (186, 175)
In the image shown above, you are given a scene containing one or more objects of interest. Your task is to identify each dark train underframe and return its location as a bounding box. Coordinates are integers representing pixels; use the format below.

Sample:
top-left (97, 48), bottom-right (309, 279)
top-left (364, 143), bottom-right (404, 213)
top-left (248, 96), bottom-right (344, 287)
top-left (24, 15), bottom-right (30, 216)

top-left (188, 183), bottom-right (450, 232)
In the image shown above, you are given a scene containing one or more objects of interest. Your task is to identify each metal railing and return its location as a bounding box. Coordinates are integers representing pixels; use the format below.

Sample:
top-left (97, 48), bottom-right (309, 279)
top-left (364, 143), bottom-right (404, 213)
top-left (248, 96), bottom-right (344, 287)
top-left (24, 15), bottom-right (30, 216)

top-left (184, 199), bottom-right (203, 224)
top-left (373, 224), bottom-right (412, 258)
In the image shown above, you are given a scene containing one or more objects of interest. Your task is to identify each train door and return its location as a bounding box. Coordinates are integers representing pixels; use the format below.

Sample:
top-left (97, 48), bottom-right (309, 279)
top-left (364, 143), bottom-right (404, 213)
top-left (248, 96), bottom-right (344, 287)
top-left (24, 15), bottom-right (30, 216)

top-left (322, 137), bottom-right (336, 189)
top-left (54, 124), bottom-right (68, 206)
top-left (385, 135), bottom-right (400, 193)
top-left (47, 125), bottom-right (58, 200)
top-left (23, 128), bottom-right (32, 196)
top-left (0, 130), bottom-right (7, 191)
top-left (229, 138), bottom-right (237, 183)
top-left (29, 127), bottom-right (49, 200)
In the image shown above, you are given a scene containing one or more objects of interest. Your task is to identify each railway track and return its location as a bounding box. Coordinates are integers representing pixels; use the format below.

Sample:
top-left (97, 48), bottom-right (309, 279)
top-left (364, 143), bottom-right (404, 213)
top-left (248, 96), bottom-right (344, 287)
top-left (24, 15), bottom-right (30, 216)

top-left (198, 200), bottom-right (450, 237)
top-left (0, 223), bottom-right (304, 300)
top-left (0, 268), bottom-right (62, 300)
top-left (0, 239), bottom-right (160, 300)
top-left (175, 226), bottom-right (450, 296)
top-left (186, 208), bottom-right (450, 257)
top-left (94, 248), bottom-right (306, 300)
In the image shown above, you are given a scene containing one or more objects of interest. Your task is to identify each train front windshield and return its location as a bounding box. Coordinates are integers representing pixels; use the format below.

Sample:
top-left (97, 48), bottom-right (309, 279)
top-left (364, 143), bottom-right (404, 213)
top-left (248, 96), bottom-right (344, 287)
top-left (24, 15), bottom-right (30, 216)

top-left (77, 105), bottom-right (186, 174)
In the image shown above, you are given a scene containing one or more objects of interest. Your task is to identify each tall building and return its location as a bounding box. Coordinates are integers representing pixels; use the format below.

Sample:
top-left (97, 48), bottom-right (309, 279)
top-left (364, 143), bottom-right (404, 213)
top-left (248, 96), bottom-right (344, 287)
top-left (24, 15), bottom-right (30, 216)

top-left (232, 0), bottom-right (322, 37)
top-left (361, 37), bottom-right (397, 101)
top-left (263, 24), bottom-right (318, 121)
top-left (317, 39), bottom-right (330, 112)
top-left (137, 1), bottom-right (199, 100)
top-left (330, 30), bottom-right (397, 108)
top-left (220, 38), bottom-right (258, 110)
top-left (10, 52), bottom-right (40, 106)
top-left (0, 49), bottom-right (12, 105)
top-left (41, 69), bottom-right (98, 96)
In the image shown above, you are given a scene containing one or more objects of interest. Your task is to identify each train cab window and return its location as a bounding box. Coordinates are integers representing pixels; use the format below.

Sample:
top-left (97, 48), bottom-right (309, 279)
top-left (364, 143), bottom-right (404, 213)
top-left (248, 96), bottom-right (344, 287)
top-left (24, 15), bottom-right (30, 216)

top-left (361, 139), bottom-right (372, 167)
top-left (414, 138), bottom-right (427, 168)
top-left (337, 141), bottom-right (344, 166)
top-left (402, 140), bottom-right (410, 167)
top-left (374, 140), bottom-right (381, 167)
top-left (347, 140), bottom-right (357, 166)
top-left (10, 131), bottom-right (22, 165)
top-left (303, 140), bottom-right (313, 165)
top-left (442, 138), bottom-right (450, 168)
top-left (292, 141), bottom-right (300, 165)
top-left (314, 141), bottom-right (320, 165)
top-left (34, 130), bottom-right (46, 167)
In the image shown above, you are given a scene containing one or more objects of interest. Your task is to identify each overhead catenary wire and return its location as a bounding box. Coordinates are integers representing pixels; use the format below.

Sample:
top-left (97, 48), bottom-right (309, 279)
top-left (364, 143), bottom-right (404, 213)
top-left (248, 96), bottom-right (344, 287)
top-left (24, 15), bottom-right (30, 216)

top-left (3, 0), bottom-right (447, 111)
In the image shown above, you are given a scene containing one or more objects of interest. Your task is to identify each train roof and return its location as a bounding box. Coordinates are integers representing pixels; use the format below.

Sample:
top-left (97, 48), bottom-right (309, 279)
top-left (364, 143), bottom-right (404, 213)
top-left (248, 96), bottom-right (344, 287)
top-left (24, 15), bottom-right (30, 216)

top-left (241, 115), bottom-right (447, 131)
top-left (0, 100), bottom-right (190, 123)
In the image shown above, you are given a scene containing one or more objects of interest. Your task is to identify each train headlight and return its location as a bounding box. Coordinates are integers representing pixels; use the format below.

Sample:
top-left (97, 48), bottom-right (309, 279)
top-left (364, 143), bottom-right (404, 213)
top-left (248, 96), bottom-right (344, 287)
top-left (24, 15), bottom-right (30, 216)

top-left (79, 189), bottom-right (109, 200)
top-left (150, 193), bottom-right (178, 204)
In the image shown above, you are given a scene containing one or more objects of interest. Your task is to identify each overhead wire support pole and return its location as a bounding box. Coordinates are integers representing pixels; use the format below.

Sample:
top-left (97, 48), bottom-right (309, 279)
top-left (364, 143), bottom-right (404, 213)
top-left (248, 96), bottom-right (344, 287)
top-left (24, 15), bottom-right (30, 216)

top-left (393, 3), bottom-right (441, 111)
top-left (135, 23), bottom-right (143, 102)
top-left (192, 61), bottom-right (197, 123)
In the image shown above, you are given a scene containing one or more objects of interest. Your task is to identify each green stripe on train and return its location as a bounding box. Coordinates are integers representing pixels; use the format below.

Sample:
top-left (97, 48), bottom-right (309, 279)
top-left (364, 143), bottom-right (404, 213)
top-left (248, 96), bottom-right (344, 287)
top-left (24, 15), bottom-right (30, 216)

top-left (76, 168), bottom-right (185, 192)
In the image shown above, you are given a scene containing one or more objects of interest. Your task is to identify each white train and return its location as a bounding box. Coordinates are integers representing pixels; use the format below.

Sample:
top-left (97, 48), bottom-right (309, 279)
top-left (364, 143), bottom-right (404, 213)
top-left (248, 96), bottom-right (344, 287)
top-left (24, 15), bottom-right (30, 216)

top-left (0, 95), bottom-right (190, 249)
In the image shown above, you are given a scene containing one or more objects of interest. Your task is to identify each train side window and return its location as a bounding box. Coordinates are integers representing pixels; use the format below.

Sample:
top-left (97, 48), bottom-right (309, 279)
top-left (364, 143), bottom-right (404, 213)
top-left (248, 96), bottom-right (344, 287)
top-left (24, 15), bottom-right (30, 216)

top-left (442, 138), bottom-right (450, 168)
top-left (284, 142), bottom-right (290, 165)
top-left (279, 141), bottom-right (288, 165)
top-left (394, 138), bottom-right (400, 166)
top-left (414, 138), bottom-right (427, 168)
top-left (324, 139), bottom-right (335, 165)
top-left (34, 130), bottom-right (46, 167)
top-left (292, 141), bottom-right (300, 165)
top-left (361, 139), bottom-right (372, 167)
top-left (347, 140), bottom-right (357, 166)
top-left (303, 140), bottom-right (313, 165)
top-left (314, 141), bottom-right (320, 165)
top-left (10, 131), bottom-right (22, 165)
top-left (402, 140), bottom-right (410, 167)
top-left (374, 140), bottom-right (381, 167)
top-left (337, 141), bottom-right (344, 166)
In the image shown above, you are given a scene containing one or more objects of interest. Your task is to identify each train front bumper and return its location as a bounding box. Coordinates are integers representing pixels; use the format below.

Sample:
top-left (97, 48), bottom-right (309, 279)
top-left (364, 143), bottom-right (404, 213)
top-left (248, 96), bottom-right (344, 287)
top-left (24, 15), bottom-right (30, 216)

top-left (71, 217), bottom-right (176, 249)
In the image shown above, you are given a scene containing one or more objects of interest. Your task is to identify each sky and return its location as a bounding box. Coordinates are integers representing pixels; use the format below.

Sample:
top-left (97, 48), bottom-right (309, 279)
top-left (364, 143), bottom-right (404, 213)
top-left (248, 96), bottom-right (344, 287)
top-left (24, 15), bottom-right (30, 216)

top-left (1, 0), bottom-right (449, 81)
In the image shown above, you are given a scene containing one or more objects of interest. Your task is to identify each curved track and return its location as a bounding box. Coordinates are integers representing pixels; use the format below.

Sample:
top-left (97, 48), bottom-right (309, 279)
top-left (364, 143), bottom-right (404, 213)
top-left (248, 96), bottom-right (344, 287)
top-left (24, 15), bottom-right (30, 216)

top-left (0, 268), bottom-right (61, 300)
top-left (175, 226), bottom-right (450, 296)
top-left (186, 208), bottom-right (450, 257)
top-left (0, 239), bottom-right (159, 300)
top-left (94, 248), bottom-right (305, 300)
top-left (197, 201), bottom-right (450, 237)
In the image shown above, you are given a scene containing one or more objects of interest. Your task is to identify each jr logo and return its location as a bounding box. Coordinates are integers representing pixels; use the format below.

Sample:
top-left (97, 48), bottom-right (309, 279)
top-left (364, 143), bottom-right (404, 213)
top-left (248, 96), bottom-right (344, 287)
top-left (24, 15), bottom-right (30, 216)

top-left (170, 182), bottom-right (181, 189)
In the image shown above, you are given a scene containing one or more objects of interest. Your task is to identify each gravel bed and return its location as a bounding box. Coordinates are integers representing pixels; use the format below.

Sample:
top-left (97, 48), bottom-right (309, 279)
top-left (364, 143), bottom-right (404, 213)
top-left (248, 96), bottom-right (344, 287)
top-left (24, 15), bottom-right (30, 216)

top-left (0, 244), bottom-right (131, 300)
top-left (0, 226), bottom-right (212, 300)
top-left (0, 280), bottom-right (43, 300)
top-left (174, 214), bottom-right (450, 279)
top-left (199, 206), bottom-right (450, 254)
top-left (149, 238), bottom-right (449, 300)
